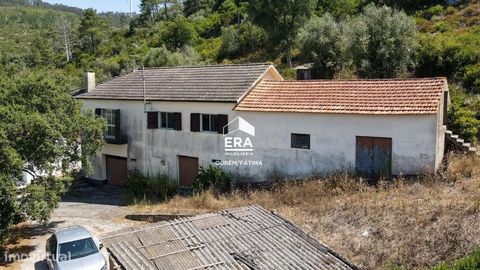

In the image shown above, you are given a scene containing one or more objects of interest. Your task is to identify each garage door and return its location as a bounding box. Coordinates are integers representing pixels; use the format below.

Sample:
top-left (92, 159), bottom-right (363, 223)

top-left (106, 155), bottom-right (128, 186)
top-left (178, 156), bottom-right (199, 187)
top-left (356, 136), bottom-right (392, 179)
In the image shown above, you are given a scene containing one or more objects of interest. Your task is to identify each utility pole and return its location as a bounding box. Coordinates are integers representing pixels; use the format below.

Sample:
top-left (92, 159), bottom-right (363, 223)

top-left (129, 0), bottom-right (133, 16)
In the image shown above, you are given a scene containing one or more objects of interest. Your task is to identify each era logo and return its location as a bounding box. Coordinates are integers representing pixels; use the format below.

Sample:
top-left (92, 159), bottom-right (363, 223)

top-left (225, 137), bottom-right (253, 149)
top-left (222, 117), bottom-right (255, 155)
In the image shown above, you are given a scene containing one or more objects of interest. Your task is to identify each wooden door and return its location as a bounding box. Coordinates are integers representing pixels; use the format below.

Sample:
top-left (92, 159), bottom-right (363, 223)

top-left (356, 136), bottom-right (392, 179)
top-left (178, 156), bottom-right (199, 187)
top-left (106, 155), bottom-right (128, 186)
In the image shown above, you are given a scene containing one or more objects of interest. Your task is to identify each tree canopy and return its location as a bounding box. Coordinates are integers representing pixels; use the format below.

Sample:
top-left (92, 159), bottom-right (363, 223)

top-left (0, 70), bottom-right (105, 243)
top-left (348, 4), bottom-right (418, 78)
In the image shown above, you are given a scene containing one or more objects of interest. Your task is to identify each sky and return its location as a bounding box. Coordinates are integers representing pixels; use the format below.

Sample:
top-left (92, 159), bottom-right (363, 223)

top-left (44, 0), bottom-right (141, 13)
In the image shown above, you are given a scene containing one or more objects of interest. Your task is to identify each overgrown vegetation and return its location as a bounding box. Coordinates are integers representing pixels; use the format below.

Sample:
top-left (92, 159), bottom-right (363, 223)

top-left (193, 165), bottom-right (233, 195)
top-left (133, 154), bottom-right (480, 269)
top-left (432, 249), bottom-right (480, 270)
top-left (127, 170), bottom-right (178, 203)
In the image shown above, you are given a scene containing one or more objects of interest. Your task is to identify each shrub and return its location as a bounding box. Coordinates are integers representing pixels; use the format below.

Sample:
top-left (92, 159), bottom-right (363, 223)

top-left (20, 175), bottom-right (71, 225)
top-left (148, 173), bottom-right (178, 202)
top-left (463, 64), bottom-right (480, 94)
top-left (432, 250), bottom-right (480, 270)
top-left (449, 102), bottom-right (480, 144)
top-left (424, 5), bottom-right (444, 20)
top-left (127, 170), bottom-right (177, 202)
top-left (445, 6), bottom-right (458, 16)
top-left (193, 165), bottom-right (233, 195)
top-left (126, 170), bottom-right (148, 197)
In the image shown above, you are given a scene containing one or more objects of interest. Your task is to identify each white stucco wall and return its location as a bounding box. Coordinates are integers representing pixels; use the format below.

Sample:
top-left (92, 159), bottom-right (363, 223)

top-left (241, 111), bottom-right (438, 178)
top-left (79, 97), bottom-right (440, 183)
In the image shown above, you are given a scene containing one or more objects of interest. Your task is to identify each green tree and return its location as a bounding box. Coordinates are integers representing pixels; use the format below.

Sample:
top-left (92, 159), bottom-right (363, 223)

top-left (183, 0), bottom-right (215, 17)
top-left (347, 4), bottom-right (418, 78)
top-left (298, 14), bottom-right (348, 78)
top-left (139, 0), bottom-right (161, 25)
top-left (158, 16), bottom-right (197, 50)
top-left (143, 45), bottom-right (200, 67)
top-left (0, 70), bottom-right (105, 243)
top-left (79, 8), bottom-right (107, 53)
top-left (249, 0), bottom-right (315, 67)
top-left (315, 0), bottom-right (364, 19)
top-left (139, 0), bottom-right (183, 24)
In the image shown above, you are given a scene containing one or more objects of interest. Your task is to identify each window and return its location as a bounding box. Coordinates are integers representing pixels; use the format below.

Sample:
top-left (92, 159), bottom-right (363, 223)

top-left (101, 109), bottom-right (117, 139)
top-left (190, 113), bottom-right (228, 133)
top-left (160, 112), bottom-right (172, 129)
top-left (95, 108), bottom-right (125, 144)
top-left (58, 237), bottom-right (98, 261)
top-left (147, 112), bottom-right (181, 130)
top-left (201, 114), bottom-right (218, 132)
top-left (291, 133), bottom-right (310, 149)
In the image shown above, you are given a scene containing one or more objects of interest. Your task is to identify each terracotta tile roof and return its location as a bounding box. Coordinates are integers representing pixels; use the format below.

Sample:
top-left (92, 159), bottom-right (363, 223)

top-left (235, 78), bottom-right (447, 115)
top-left (76, 64), bottom-right (273, 102)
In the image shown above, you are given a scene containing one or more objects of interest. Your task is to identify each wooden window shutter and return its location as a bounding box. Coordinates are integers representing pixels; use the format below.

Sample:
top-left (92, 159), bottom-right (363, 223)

top-left (190, 113), bottom-right (200, 132)
top-left (114, 109), bottom-right (121, 140)
top-left (173, 113), bottom-right (182, 131)
top-left (95, 108), bottom-right (102, 116)
top-left (216, 114), bottom-right (228, 134)
top-left (147, 111), bottom-right (158, 129)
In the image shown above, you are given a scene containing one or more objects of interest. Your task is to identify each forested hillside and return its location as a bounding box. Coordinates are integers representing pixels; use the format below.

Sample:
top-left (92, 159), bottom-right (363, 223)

top-left (0, 0), bottom-right (479, 141)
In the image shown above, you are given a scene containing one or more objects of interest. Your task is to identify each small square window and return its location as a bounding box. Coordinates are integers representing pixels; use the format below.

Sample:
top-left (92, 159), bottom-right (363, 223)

top-left (291, 133), bottom-right (310, 149)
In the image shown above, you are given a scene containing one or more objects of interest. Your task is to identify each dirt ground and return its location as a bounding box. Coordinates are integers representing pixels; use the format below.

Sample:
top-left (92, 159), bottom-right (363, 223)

top-left (0, 184), bottom-right (142, 270)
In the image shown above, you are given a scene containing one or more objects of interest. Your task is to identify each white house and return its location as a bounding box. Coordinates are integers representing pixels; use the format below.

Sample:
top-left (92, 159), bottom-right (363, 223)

top-left (76, 63), bottom-right (448, 186)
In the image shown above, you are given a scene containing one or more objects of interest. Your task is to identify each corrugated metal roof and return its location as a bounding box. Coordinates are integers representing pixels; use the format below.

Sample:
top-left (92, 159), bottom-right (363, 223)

top-left (235, 78), bottom-right (447, 115)
top-left (102, 205), bottom-right (355, 270)
top-left (76, 64), bottom-right (273, 102)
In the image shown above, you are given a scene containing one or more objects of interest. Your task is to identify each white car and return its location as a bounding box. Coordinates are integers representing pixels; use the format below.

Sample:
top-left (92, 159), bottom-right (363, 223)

top-left (45, 226), bottom-right (107, 270)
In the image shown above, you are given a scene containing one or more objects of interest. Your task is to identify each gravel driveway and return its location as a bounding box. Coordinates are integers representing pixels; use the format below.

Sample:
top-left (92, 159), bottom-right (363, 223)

top-left (17, 183), bottom-right (142, 270)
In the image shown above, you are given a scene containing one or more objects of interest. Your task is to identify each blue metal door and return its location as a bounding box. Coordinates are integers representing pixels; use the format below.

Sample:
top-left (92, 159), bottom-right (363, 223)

top-left (356, 136), bottom-right (392, 179)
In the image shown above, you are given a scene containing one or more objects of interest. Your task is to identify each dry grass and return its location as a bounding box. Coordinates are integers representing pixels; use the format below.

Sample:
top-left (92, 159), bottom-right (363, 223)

top-left (132, 154), bottom-right (480, 270)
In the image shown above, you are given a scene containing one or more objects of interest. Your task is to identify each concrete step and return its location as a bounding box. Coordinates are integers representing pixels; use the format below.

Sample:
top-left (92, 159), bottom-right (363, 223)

top-left (445, 130), bottom-right (453, 136)
top-left (463, 142), bottom-right (471, 148)
top-left (451, 134), bottom-right (459, 139)
top-left (457, 138), bottom-right (464, 144)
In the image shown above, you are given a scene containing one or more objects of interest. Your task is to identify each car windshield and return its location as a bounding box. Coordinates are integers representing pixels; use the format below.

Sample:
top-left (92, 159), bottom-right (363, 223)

top-left (58, 237), bottom-right (98, 261)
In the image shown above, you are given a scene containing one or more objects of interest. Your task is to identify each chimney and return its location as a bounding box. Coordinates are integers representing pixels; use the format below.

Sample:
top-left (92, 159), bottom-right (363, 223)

top-left (84, 72), bottom-right (95, 93)
top-left (294, 64), bottom-right (313, 80)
